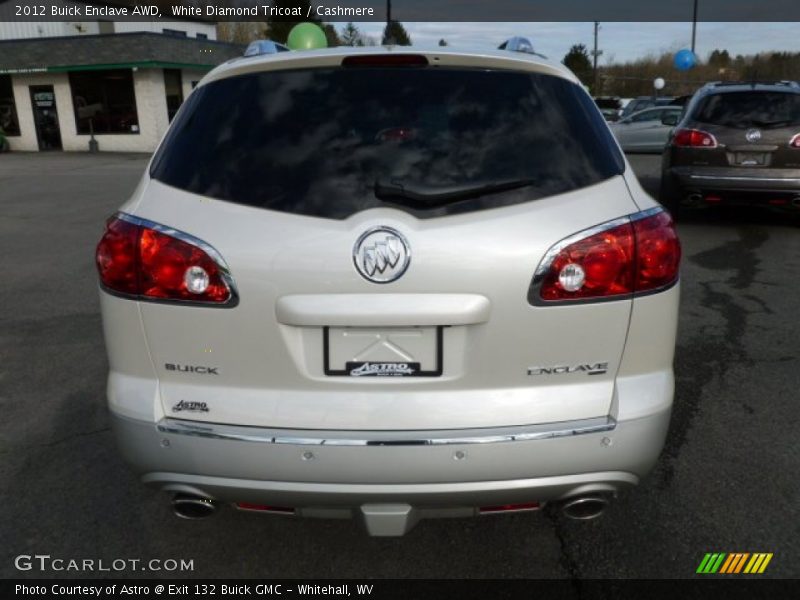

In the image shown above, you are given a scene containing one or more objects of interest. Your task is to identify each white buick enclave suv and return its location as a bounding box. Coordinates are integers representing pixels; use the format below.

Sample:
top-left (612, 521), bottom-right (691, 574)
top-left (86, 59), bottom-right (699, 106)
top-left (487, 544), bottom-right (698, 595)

top-left (96, 40), bottom-right (681, 536)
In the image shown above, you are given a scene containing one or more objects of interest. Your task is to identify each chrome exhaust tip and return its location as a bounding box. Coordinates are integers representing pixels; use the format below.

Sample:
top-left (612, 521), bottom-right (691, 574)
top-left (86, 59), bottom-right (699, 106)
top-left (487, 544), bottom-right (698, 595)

top-left (172, 493), bottom-right (217, 520)
top-left (683, 193), bottom-right (703, 207)
top-left (559, 494), bottom-right (610, 521)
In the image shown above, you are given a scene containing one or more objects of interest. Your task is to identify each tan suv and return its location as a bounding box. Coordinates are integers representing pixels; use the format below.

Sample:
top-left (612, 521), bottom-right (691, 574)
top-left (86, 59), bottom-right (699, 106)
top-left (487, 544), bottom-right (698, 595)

top-left (661, 81), bottom-right (800, 214)
top-left (96, 40), bottom-right (681, 536)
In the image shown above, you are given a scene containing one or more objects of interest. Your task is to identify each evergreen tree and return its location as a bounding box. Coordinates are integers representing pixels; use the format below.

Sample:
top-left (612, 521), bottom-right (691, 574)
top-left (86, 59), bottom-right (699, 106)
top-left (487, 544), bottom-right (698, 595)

top-left (562, 44), bottom-right (593, 87)
top-left (340, 22), bottom-right (361, 46)
top-left (708, 49), bottom-right (731, 69)
top-left (322, 23), bottom-right (340, 47)
top-left (382, 21), bottom-right (412, 46)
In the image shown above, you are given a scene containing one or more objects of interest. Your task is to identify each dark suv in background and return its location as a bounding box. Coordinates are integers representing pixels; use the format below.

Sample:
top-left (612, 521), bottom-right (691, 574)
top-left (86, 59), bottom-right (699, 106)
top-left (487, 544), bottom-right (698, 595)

top-left (661, 81), bottom-right (800, 214)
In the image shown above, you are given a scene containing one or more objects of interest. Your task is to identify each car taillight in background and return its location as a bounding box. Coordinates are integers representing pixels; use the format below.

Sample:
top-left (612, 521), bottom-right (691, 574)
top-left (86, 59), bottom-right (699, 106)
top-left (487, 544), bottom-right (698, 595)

top-left (530, 208), bottom-right (681, 304)
top-left (95, 214), bottom-right (236, 305)
top-left (672, 128), bottom-right (718, 148)
top-left (790, 133), bottom-right (800, 148)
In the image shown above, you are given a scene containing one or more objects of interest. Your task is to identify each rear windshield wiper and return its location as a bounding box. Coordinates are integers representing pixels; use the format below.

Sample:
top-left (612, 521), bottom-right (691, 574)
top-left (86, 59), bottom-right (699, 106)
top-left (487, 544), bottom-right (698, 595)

top-left (750, 119), bottom-right (791, 128)
top-left (374, 178), bottom-right (536, 207)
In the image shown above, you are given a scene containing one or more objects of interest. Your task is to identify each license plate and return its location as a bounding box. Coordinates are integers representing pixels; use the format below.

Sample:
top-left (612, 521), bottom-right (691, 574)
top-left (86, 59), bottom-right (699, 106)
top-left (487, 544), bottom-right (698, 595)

top-left (324, 326), bottom-right (442, 377)
top-left (734, 152), bottom-right (767, 166)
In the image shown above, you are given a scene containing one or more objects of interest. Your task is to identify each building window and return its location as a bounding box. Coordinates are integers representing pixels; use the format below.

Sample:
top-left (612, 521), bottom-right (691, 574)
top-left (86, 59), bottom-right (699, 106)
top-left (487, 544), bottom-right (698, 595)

top-left (196, 33), bottom-right (208, 39)
top-left (0, 75), bottom-right (21, 136)
top-left (164, 69), bottom-right (184, 122)
top-left (163, 29), bottom-right (187, 37)
top-left (69, 69), bottom-right (139, 135)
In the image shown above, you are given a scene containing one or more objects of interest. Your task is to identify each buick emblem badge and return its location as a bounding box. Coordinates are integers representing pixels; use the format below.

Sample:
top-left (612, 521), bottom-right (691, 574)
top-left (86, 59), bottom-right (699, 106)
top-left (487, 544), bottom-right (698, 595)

top-left (745, 128), bottom-right (762, 143)
top-left (353, 226), bottom-right (411, 283)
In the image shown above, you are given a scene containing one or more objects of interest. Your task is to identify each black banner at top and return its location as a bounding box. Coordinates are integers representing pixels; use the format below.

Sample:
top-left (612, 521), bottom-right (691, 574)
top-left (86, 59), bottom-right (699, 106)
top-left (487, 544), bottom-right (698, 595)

top-left (3, 0), bottom-right (800, 22)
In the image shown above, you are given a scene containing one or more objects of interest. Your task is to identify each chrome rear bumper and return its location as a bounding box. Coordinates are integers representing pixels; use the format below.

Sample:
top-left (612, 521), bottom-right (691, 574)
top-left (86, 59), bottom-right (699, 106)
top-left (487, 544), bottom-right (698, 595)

top-left (156, 415), bottom-right (617, 446)
top-left (112, 408), bottom-right (669, 500)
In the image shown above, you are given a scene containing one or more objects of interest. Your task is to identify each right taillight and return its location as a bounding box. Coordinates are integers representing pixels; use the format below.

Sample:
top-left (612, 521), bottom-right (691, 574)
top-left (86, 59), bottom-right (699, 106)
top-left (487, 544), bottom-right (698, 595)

top-left (673, 128), bottom-right (718, 148)
top-left (530, 208), bottom-right (681, 305)
top-left (95, 213), bottom-right (237, 306)
top-left (790, 133), bottom-right (800, 148)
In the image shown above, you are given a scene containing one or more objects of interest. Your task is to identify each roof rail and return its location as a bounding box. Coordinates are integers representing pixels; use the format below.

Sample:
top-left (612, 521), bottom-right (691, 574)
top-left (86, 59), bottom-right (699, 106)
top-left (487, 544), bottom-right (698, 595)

top-left (704, 80), bottom-right (800, 88)
top-left (244, 40), bottom-right (290, 57)
top-left (498, 37), bottom-right (547, 59)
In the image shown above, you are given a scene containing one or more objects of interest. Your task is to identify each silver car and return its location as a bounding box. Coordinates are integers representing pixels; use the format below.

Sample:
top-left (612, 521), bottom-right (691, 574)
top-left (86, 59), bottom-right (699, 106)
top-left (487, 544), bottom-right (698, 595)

top-left (611, 106), bottom-right (682, 153)
top-left (96, 42), bottom-right (682, 536)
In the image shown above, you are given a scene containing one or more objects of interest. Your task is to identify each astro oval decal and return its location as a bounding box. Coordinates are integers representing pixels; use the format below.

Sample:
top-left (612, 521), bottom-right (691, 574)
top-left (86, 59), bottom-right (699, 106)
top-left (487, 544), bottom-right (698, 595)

top-left (353, 227), bottom-right (411, 284)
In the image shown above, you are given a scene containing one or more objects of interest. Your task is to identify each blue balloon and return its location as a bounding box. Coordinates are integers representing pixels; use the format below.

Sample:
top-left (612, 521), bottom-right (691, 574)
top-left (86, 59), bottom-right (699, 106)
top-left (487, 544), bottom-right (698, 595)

top-left (674, 49), bottom-right (697, 71)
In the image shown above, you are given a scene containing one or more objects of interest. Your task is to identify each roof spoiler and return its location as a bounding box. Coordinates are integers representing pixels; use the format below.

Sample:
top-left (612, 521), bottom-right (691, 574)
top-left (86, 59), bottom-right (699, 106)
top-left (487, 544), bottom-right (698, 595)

top-left (244, 40), bottom-right (290, 57)
top-left (498, 37), bottom-right (547, 59)
top-left (703, 80), bottom-right (800, 89)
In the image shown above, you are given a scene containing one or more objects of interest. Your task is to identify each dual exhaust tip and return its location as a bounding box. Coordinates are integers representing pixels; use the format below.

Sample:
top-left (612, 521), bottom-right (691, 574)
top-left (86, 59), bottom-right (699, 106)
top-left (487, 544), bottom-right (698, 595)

top-left (170, 492), bottom-right (611, 522)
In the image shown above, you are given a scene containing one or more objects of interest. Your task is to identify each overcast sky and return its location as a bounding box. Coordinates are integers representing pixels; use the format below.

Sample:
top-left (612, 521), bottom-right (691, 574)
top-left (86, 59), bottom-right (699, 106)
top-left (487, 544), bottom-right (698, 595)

top-left (351, 22), bottom-right (800, 63)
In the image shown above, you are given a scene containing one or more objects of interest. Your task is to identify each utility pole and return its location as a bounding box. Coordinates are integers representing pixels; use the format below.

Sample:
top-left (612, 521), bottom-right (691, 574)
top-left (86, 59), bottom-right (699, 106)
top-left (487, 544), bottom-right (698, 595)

top-left (592, 22), bottom-right (603, 94)
top-left (385, 0), bottom-right (393, 45)
top-left (691, 0), bottom-right (698, 53)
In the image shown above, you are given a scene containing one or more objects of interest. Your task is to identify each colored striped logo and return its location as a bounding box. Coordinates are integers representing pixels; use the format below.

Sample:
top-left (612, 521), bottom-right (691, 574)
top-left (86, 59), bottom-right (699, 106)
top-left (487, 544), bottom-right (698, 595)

top-left (696, 552), bottom-right (773, 574)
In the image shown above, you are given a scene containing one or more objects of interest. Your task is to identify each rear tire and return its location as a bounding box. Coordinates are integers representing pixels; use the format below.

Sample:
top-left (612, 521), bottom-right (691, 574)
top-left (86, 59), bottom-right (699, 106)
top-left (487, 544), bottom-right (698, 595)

top-left (659, 173), bottom-right (683, 219)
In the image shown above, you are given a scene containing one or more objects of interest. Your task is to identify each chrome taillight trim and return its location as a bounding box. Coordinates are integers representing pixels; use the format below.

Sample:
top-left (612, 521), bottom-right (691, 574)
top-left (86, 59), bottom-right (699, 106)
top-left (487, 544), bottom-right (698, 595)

top-left (527, 206), bottom-right (677, 306)
top-left (101, 212), bottom-right (239, 308)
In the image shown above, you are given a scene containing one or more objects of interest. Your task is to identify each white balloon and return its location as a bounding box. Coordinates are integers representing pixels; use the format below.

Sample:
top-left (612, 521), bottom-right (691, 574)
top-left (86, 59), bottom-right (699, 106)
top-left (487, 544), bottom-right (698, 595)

top-left (653, 77), bottom-right (666, 90)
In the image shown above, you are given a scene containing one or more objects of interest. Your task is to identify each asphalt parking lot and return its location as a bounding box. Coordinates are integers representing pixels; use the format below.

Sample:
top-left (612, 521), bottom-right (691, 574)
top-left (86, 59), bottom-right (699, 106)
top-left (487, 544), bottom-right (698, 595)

top-left (1, 152), bottom-right (798, 580)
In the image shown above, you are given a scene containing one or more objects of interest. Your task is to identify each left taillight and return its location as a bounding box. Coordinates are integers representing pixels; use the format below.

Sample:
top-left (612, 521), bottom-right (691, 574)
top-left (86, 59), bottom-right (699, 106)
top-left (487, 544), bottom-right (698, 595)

top-left (529, 208), bottom-right (681, 305)
top-left (672, 128), bottom-right (718, 148)
top-left (95, 214), bottom-right (236, 306)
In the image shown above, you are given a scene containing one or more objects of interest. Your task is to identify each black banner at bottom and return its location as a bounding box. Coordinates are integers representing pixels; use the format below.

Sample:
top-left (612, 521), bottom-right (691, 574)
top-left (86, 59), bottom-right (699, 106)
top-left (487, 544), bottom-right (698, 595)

top-left (3, 579), bottom-right (796, 600)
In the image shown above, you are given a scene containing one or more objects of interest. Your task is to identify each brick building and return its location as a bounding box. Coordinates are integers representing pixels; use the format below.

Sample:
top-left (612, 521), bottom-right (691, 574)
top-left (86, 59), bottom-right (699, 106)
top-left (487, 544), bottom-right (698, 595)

top-left (0, 0), bottom-right (243, 152)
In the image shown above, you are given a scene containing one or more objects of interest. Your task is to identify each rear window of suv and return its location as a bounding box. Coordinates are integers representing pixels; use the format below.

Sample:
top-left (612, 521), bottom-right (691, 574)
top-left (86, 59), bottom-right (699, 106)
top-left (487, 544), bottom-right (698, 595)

top-left (150, 66), bottom-right (623, 219)
top-left (693, 91), bottom-right (800, 129)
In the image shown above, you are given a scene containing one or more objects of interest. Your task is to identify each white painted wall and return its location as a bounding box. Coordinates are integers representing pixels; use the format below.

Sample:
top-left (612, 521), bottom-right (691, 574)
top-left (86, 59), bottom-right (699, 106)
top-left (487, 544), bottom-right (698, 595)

top-left (181, 69), bottom-right (207, 100)
top-left (6, 73), bottom-right (44, 152)
top-left (0, 21), bottom-right (101, 40)
top-left (114, 20), bottom-right (216, 40)
top-left (0, 19), bottom-right (216, 41)
top-left (6, 67), bottom-right (208, 153)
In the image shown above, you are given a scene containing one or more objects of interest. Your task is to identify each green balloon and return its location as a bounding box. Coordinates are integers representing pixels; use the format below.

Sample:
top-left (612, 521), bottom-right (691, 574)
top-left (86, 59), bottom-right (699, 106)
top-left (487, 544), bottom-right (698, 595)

top-left (286, 23), bottom-right (328, 50)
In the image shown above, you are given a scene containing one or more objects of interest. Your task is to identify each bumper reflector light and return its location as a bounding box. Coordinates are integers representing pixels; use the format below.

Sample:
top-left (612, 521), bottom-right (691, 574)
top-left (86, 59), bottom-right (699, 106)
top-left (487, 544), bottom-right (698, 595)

top-left (479, 502), bottom-right (540, 514)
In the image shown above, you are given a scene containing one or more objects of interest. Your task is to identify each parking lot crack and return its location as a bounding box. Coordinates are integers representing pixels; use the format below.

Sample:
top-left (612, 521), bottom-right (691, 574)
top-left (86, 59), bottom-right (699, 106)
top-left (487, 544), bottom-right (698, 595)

top-left (31, 426), bottom-right (111, 449)
top-left (546, 511), bottom-right (582, 586)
